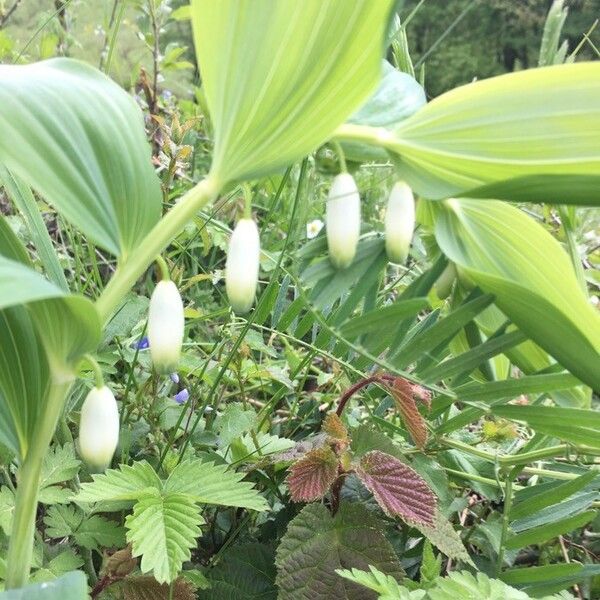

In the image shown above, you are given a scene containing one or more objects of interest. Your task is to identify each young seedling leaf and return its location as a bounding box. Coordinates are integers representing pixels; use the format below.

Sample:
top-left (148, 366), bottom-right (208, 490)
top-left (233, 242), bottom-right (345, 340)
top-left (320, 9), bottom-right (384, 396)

top-left (355, 450), bottom-right (436, 525)
top-left (287, 446), bottom-right (339, 503)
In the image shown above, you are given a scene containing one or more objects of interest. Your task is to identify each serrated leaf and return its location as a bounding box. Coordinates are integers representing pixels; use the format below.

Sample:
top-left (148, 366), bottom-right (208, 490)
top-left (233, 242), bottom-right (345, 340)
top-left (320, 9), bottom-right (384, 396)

top-left (0, 571), bottom-right (88, 599)
top-left (76, 461), bottom-right (162, 503)
top-left (388, 379), bottom-right (431, 449)
top-left (276, 502), bottom-right (404, 600)
top-left (230, 431), bottom-right (295, 463)
top-left (205, 543), bottom-right (276, 599)
top-left (215, 403), bottom-right (258, 447)
top-left (44, 504), bottom-right (82, 538)
top-left (164, 458), bottom-right (268, 511)
top-left (336, 566), bottom-right (424, 600)
top-left (427, 570), bottom-right (530, 600)
top-left (420, 540), bottom-right (442, 585)
top-left (355, 450), bottom-right (436, 525)
top-left (350, 424), bottom-right (405, 460)
top-left (126, 492), bottom-right (203, 584)
top-left (191, 0), bottom-right (395, 182)
top-left (30, 548), bottom-right (84, 584)
top-left (287, 446), bottom-right (339, 502)
top-left (0, 485), bottom-right (14, 535)
top-left (407, 510), bottom-right (474, 567)
top-left (40, 443), bottom-right (81, 488)
top-left (104, 575), bottom-right (197, 600)
top-left (322, 413), bottom-right (349, 441)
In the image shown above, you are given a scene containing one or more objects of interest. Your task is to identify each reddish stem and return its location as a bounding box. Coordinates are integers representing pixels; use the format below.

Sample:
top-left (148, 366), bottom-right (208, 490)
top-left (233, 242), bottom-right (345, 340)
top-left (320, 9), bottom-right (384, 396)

top-left (335, 373), bottom-right (395, 417)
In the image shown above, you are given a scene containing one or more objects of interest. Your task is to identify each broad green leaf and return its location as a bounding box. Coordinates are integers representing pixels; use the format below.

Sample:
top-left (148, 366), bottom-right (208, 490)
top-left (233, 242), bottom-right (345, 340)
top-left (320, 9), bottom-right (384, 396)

top-left (435, 199), bottom-right (600, 391)
top-left (0, 58), bottom-right (161, 257)
top-left (205, 543), bottom-right (277, 600)
top-left (492, 405), bottom-right (600, 449)
top-left (275, 502), bottom-right (404, 600)
top-left (343, 60), bottom-right (426, 163)
top-left (0, 571), bottom-right (88, 600)
top-left (388, 62), bottom-right (600, 205)
top-left (214, 403), bottom-right (258, 447)
top-left (164, 459), bottom-right (268, 511)
top-left (126, 492), bottom-right (203, 584)
top-left (76, 461), bottom-right (162, 503)
top-left (191, 0), bottom-right (395, 182)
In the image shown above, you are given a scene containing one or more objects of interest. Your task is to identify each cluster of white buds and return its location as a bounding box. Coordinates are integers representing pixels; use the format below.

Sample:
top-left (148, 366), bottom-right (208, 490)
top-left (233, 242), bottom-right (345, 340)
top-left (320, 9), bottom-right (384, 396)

top-left (385, 181), bottom-right (415, 265)
top-left (326, 173), bottom-right (361, 269)
top-left (79, 385), bottom-right (119, 472)
top-left (226, 218), bottom-right (260, 314)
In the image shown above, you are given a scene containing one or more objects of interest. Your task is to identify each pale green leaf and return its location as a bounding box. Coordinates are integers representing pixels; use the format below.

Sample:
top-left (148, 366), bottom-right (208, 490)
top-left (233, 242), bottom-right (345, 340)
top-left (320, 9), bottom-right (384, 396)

top-left (191, 0), bottom-right (394, 182)
top-left (0, 486), bottom-right (14, 536)
top-left (164, 458), bottom-right (268, 511)
top-left (336, 566), bottom-right (422, 600)
top-left (215, 403), bottom-right (258, 447)
top-left (76, 461), bottom-right (162, 503)
top-left (40, 443), bottom-right (81, 488)
top-left (126, 492), bottom-right (203, 584)
top-left (0, 58), bottom-right (161, 256)
top-left (389, 63), bottom-right (600, 205)
top-left (435, 199), bottom-right (600, 390)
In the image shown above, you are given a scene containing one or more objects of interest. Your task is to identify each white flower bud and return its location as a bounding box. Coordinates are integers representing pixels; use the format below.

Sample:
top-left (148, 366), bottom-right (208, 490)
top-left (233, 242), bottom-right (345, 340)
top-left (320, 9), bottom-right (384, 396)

top-left (226, 218), bottom-right (260, 314)
top-left (79, 385), bottom-right (119, 472)
top-left (148, 280), bottom-right (184, 374)
top-left (385, 182), bottom-right (415, 265)
top-left (435, 262), bottom-right (457, 300)
top-left (326, 173), bottom-right (360, 269)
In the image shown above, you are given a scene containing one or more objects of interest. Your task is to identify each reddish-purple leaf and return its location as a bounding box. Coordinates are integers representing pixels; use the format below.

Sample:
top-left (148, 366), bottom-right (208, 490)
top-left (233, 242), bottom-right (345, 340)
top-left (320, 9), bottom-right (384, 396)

top-left (389, 378), bottom-right (431, 448)
top-left (322, 413), bottom-right (348, 441)
top-left (287, 446), bottom-right (339, 502)
top-left (355, 450), bottom-right (436, 525)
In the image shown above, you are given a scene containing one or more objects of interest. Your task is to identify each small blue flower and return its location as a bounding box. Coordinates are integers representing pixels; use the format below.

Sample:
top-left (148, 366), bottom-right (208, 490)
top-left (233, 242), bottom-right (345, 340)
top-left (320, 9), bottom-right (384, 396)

top-left (169, 372), bottom-right (180, 384)
top-left (132, 336), bottom-right (149, 350)
top-left (173, 388), bottom-right (189, 405)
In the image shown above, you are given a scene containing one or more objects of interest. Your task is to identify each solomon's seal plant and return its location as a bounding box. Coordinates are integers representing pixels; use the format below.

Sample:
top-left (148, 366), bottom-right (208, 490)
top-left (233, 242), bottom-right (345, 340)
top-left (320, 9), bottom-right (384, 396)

top-left (0, 0), bottom-right (599, 597)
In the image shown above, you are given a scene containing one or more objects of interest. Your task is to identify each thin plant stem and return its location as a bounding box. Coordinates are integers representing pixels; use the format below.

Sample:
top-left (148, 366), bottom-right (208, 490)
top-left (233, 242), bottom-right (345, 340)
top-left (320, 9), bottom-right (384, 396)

top-left (5, 376), bottom-right (73, 588)
top-left (96, 176), bottom-right (220, 323)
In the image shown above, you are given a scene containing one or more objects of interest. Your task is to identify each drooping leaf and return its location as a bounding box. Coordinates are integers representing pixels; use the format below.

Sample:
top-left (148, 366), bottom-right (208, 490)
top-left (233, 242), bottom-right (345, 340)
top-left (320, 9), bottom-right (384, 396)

top-left (388, 379), bottom-right (431, 448)
top-left (287, 446), bottom-right (339, 502)
top-left (387, 62), bottom-right (600, 205)
top-left (191, 0), bottom-right (395, 182)
top-left (164, 458), bottom-right (268, 511)
top-left (0, 571), bottom-right (88, 600)
top-left (126, 492), bottom-right (204, 584)
top-left (355, 450), bottom-right (436, 524)
top-left (275, 502), bottom-right (404, 600)
top-left (0, 58), bottom-right (161, 257)
top-left (434, 199), bottom-right (600, 391)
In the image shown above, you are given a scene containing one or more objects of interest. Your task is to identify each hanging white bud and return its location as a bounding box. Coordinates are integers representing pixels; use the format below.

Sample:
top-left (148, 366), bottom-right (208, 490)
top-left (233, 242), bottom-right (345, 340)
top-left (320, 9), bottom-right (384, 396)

top-left (326, 173), bottom-right (360, 269)
top-left (226, 218), bottom-right (260, 314)
top-left (79, 386), bottom-right (119, 472)
top-left (385, 182), bottom-right (415, 265)
top-left (435, 262), bottom-right (457, 300)
top-left (148, 280), bottom-right (184, 374)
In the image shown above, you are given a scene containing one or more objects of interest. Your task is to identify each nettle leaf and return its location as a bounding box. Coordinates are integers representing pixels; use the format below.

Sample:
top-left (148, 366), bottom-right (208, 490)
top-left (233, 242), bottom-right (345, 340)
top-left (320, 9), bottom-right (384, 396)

top-left (76, 461), bottom-right (162, 503)
top-left (435, 199), bottom-right (600, 391)
top-left (389, 62), bottom-right (600, 205)
top-left (407, 510), bottom-right (474, 567)
top-left (0, 571), bottom-right (88, 600)
top-left (287, 446), bottom-right (339, 503)
top-left (0, 58), bottom-right (161, 257)
top-left (355, 450), bottom-right (436, 525)
top-left (322, 413), bottom-right (349, 442)
top-left (276, 502), bottom-right (404, 600)
top-left (205, 543), bottom-right (277, 600)
top-left (126, 492), bottom-right (203, 585)
top-left (164, 458), bottom-right (268, 511)
top-left (388, 379), bottom-right (431, 449)
top-left (104, 575), bottom-right (197, 600)
top-left (191, 0), bottom-right (394, 182)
